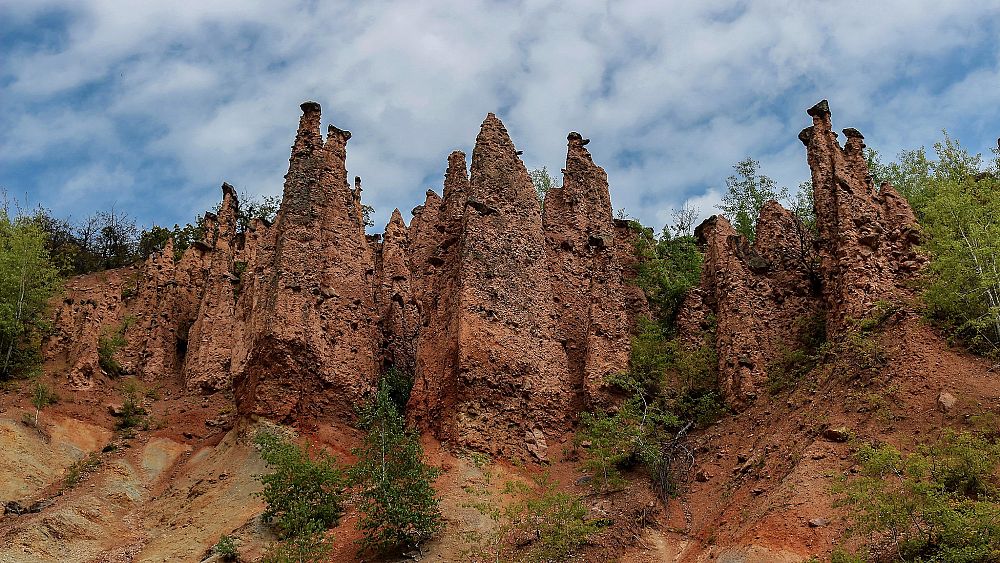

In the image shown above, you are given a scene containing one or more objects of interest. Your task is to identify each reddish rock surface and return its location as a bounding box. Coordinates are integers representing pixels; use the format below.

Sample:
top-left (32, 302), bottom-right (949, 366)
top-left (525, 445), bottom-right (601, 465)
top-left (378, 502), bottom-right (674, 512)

top-left (685, 100), bottom-right (923, 409)
top-left (406, 118), bottom-right (635, 459)
top-left (689, 205), bottom-right (821, 408)
top-left (45, 103), bottom-right (636, 456)
top-left (543, 131), bottom-right (630, 409)
top-left (800, 100), bottom-right (924, 335)
top-left (233, 102), bottom-right (379, 422)
top-left (182, 183), bottom-right (242, 392)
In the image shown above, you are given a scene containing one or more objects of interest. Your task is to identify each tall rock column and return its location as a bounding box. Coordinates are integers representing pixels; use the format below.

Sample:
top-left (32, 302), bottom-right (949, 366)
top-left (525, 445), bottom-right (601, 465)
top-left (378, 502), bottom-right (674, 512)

top-left (800, 100), bottom-right (923, 335)
top-left (410, 114), bottom-right (574, 460)
top-left (690, 204), bottom-right (821, 408)
top-left (377, 209), bottom-right (419, 376)
top-left (542, 132), bottom-right (630, 408)
top-left (182, 183), bottom-right (243, 391)
top-left (234, 101), bottom-right (378, 422)
top-left (407, 153), bottom-right (468, 437)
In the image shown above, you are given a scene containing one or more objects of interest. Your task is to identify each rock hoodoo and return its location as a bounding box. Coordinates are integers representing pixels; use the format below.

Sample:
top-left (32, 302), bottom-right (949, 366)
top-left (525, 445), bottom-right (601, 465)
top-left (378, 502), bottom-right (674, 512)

top-left (800, 100), bottom-right (924, 334)
top-left (44, 102), bottom-right (636, 459)
top-left (683, 100), bottom-right (924, 409)
top-left (44, 98), bottom-right (921, 454)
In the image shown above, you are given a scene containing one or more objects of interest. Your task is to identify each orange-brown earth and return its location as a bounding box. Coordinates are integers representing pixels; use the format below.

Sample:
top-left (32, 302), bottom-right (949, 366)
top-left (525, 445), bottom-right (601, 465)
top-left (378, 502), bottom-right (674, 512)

top-left (1, 100), bottom-right (996, 562)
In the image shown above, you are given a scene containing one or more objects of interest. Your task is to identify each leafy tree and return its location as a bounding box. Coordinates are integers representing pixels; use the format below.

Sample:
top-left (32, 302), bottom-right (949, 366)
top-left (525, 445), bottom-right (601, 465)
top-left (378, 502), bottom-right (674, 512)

top-left (875, 134), bottom-right (1000, 357)
top-left (0, 201), bottom-right (62, 380)
top-left (93, 208), bottom-right (140, 269)
top-left (718, 157), bottom-right (788, 242)
top-left (30, 382), bottom-right (57, 426)
top-left (137, 225), bottom-right (174, 260)
top-left (529, 167), bottom-right (559, 207)
top-left (631, 223), bottom-right (703, 331)
top-left (237, 193), bottom-right (280, 232)
top-left (254, 429), bottom-right (348, 539)
top-left (350, 378), bottom-right (442, 555)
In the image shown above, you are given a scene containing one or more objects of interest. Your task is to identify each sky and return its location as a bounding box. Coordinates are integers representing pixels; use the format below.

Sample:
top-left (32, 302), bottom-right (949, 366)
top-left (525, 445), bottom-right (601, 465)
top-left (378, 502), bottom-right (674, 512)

top-left (2, 0), bottom-right (999, 232)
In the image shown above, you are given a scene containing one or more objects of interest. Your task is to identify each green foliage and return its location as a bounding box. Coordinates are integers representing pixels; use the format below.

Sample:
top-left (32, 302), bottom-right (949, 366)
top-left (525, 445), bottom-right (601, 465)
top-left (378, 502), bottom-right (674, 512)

top-left (350, 377), bottom-right (442, 555)
top-left (254, 429), bottom-right (348, 539)
top-left (213, 534), bottom-right (239, 561)
top-left (116, 380), bottom-right (147, 430)
top-left (718, 157), bottom-right (788, 242)
top-left (767, 312), bottom-right (827, 394)
top-left (529, 167), bottom-right (558, 206)
top-left (576, 368), bottom-right (683, 495)
top-left (30, 382), bottom-right (57, 426)
top-left (506, 475), bottom-right (599, 562)
top-left (381, 366), bottom-right (414, 414)
top-left (0, 203), bottom-right (62, 380)
top-left (463, 472), bottom-right (598, 562)
top-left (835, 431), bottom-right (1000, 562)
top-left (237, 193), bottom-right (280, 232)
top-left (361, 204), bottom-right (375, 229)
top-left (259, 521), bottom-right (334, 563)
top-left (63, 452), bottom-right (102, 489)
top-left (632, 225), bottom-right (703, 330)
top-left (98, 321), bottom-right (130, 376)
top-left (874, 135), bottom-right (1000, 358)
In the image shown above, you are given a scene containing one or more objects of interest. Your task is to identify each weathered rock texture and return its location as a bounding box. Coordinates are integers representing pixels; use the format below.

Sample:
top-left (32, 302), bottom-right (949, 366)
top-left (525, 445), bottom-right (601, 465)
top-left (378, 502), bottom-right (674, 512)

top-left (234, 102), bottom-right (379, 423)
top-left (683, 100), bottom-right (924, 409)
top-left (45, 103), bottom-right (636, 458)
top-left (799, 100), bottom-right (924, 334)
top-left (686, 204), bottom-right (821, 409)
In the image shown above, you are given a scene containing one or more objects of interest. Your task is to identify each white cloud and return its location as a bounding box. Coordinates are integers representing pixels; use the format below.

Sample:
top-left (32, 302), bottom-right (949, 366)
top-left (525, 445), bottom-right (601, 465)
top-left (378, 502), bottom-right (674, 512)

top-left (1, 0), bottom-right (998, 230)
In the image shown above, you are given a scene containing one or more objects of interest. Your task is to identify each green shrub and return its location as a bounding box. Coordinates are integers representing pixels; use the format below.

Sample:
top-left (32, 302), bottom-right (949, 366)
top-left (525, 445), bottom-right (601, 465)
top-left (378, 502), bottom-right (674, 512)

top-left (835, 430), bottom-right (1000, 561)
top-left (63, 452), bottom-right (102, 489)
top-left (767, 312), bottom-right (827, 394)
top-left (98, 322), bottom-right (129, 376)
top-left (576, 371), bottom-right (682, 495)
top-left (254, 429), bottom-right (347, 539)
top-left (213, 534), bottom-right (238, 561)
top-left (506, 475), bottom-right (600, 562)
top-left (350, 377), bottom-right (442, 555)
top-left (259, 521), bottom-right (334, 563)
top-left (462, 473), bottom-right (600, 562)
top-left (115, 380), bottom-right (147, 430)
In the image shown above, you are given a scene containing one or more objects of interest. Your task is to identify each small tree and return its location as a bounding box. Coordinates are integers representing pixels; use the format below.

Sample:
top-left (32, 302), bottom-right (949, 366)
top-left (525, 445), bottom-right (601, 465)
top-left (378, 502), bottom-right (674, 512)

top-left (529, 167), bottom-right (559, 208)
top-left (0, 198), bottom-right (62, 380)
top-left (350, 379), bottom-right (442, 555)
top-left (31, 382), bottom-right (56, 426)
top-left (718, 157), bottom-right (788, 242)
top-left (254, 430), bottom-right (348, 539)
top-left (116, 380), bottom-right (147, 430)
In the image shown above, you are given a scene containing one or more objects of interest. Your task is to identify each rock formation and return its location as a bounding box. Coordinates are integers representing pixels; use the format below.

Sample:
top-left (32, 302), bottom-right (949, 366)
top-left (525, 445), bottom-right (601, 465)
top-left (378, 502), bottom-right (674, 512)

top-left (543, 132), bottom-right (630, 408)
top-left (182, 183), bottom-right (242, 391)
top-left (685, 204), bottom-right (821, 408)
top-left (799, 100), bottom-right (924, 334)
top-left (44, 102), bottom-right (635, 459)
top-left (684, 100), bottom-right (924, 409)
top-left (233, 101), bottom-right (379, 423)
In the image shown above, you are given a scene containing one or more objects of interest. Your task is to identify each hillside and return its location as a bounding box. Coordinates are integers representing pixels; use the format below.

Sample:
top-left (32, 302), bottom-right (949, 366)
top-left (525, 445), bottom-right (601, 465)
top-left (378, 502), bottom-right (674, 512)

top-left (0, 99), bottom-right (997, 562)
